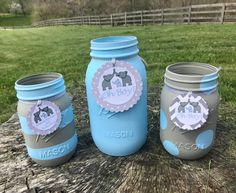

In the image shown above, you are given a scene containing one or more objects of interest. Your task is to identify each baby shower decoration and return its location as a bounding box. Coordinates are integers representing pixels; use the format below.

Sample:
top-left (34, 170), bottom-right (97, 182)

top-left (160, 62), bottom-right (220, 159)
top-left (15, 73), bottom-right (77, 166)
top-left (86, 36), bottom-right (147, 156)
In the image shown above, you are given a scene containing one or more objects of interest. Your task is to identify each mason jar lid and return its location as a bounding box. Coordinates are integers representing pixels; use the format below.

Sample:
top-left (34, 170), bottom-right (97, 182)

top-left (15, 73), bottom-right (65, 100)
top-left (164, 62), bottom-right (220, 91)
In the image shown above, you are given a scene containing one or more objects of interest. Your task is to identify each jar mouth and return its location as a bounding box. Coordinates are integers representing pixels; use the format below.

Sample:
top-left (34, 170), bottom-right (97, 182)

top-left (167, 62), bottom-right (218, 77)
top-left (16, 73), bottom-right (62, 87)
top-left (91, 36), bottom-right (137, 49)
top-left (92, 36), bottom-right (136, 43)
top-left (165, 62), bottom-right (220, 92)
top-left (90, 36), bottom-right (139, 59)
top-left (15, 73), bottom-right (65, 100)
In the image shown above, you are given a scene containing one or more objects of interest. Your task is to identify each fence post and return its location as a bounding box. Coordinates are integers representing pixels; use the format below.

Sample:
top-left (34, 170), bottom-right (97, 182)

top-left (88, 16), bottom-right (91, 25)
top-left (161, 9), bottom-right (164, 25)
top-left (111, 14), bottom-right (113, 26)
top-left (188, 6), bottom-right (192, 24)
top-left (99, 16), bottom-right (101, 26)
top-left (141, 11), bottom-right (143, 25)
top-left (125, 12), bottom-right (127, 26)
top-left (221, 3), bottom-right (226, 24)
top-left (153, 11), bottom-right (155, 24)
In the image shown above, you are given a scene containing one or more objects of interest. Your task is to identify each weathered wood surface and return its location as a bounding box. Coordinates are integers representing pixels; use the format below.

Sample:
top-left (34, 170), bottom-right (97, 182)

top-left (0, 83), bottom-right (236, 193)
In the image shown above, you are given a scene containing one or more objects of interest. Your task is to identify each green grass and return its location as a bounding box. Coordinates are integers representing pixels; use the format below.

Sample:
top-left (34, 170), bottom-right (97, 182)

top-left (0, 14), bottom-right (32, 26)
top-left (0, 24), bottom-right (236, 123)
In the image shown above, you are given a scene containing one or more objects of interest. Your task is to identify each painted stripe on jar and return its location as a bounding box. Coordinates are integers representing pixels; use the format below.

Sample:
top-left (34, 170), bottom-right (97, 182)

top-left (23, 121), bottom-right (75, 149)
top-left (17, 93), bottom-right (72, 117)
top-left (26, 134), bottom-right (78, 160)
top-left (18, 105), bottom-right (74, 135)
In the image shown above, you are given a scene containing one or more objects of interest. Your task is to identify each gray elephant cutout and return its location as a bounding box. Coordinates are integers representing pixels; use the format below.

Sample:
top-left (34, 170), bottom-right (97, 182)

top-left (34, 108), bottom-right (42, 124)
top-left (42, 106), bottom-right (54, 116)
top-left (102, 73), bottom-right (114, 91)
top-left (190, 102), bottom-right (201, 113)
top-left (116, 71), bottom-right (132, 87)
top-left (178, 102), bottom-right (188, 113)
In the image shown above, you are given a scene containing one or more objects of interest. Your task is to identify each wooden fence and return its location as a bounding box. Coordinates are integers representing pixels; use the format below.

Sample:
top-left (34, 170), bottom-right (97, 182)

top-left (1, 2), bottom-right (235, 29)
top-left (33, 3), bottom-right (236, 27)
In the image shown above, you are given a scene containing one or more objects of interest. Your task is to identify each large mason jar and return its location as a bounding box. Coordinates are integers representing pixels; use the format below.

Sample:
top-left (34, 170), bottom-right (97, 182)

top-left (15, 73), bottom-right (77, 166)
top-left (86, 36), bottom-right (147, 156)
top-left (160, 62), bottom-right (220, 159)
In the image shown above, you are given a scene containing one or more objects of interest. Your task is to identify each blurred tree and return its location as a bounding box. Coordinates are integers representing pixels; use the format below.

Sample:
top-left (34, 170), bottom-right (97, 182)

top-left (34, 0), bottom-right (71, 20)
top-left (9, 2), bottom-right (23, 15)
top-left (0, 0), bottom-right (11, 13)
top-left (31, 0), bottom-right (236, 21)
top-left (17, 0), bottom-right (32, 15)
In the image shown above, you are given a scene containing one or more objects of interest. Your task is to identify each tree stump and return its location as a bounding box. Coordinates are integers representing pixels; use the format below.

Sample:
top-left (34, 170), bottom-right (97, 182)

top-left (0, 82), bottom-right (236, 193)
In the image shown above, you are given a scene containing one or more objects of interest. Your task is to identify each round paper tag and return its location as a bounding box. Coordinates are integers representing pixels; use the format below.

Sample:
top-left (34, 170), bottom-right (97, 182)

top-left (92, 60), bottom-right (143, 112)
top-left (27, 100), bottom-right (61, 135)
top-left (169, 92), bottom-right (209, 130)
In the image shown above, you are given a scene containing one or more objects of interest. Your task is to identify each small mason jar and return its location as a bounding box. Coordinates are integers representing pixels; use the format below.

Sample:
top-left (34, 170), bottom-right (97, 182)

top-left (160, 62), bottom-right (220, 159)
top-left (15, 73), bottom-right (77, 166)
top-left (85, 36), bottom-right (147, 156)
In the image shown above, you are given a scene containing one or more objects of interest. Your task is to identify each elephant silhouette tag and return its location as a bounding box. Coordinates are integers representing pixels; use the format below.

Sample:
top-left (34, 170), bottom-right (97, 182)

top-left (169, 92), bottom-right (209, 130)
top-left (27, 101), bottom-right (61, 135)
top-left (92, 60), bottom-right (143, 112)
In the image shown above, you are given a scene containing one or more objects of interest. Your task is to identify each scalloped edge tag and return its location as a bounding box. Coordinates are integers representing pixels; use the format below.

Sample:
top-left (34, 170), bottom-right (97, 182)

top-left (92, 60), bottom-right (143, 112)
top-left (27, 100), bottom-right (61, 135)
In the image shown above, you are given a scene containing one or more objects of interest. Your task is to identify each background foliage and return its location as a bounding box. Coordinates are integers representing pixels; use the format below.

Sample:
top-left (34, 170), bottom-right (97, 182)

top-left (1, 0), bottom-right (236, 21)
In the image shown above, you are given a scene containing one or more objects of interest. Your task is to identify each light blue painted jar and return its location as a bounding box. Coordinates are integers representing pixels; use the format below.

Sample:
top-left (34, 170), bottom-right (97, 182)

top-left (15, 73), bottom-right (77, 166)
top-left (86, 36), bottom-right (147, 156)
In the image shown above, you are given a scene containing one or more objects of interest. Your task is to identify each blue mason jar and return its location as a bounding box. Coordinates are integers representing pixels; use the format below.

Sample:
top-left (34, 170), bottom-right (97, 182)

top-left (15, 73), bottom-right (77, 166)
top-left (85, 36), bottom-right (147, 156)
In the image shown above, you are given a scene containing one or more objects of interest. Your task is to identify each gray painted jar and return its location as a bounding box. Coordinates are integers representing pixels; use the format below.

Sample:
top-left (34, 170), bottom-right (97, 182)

top-left (160, 63), bottom-right (220, 159)
top-left (15, 73), bottom-right (77, 166)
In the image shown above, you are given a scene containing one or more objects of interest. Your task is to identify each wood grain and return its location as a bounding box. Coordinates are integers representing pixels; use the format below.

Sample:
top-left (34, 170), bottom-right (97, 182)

top-left (0, 83), bottom-right (236, 193)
